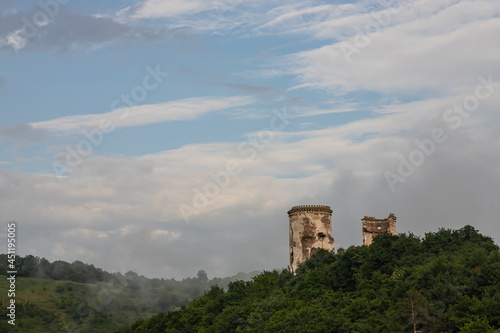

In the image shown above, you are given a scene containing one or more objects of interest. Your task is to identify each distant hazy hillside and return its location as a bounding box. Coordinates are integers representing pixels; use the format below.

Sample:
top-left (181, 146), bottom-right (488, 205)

top-left (0, 256), bottom-right (259, 333)
top-left (119, 226), bottom-right (500, 333)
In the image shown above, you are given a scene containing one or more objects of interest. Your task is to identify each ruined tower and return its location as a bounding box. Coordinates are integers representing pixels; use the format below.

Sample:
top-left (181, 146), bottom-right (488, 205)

top-left (288, 205), bottom-right (335, 273)
top-left (361, 213), bottom-right (397, 246)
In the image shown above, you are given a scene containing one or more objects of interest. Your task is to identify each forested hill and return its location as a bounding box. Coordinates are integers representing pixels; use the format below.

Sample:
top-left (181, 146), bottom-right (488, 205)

top-left (119, 226), bottom-right (500, 333)
top-left (0, 255), bottom-right (259, 332)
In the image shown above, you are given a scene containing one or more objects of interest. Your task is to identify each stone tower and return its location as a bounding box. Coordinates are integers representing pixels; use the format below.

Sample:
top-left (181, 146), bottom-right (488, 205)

top-left (288, 205), bottom-right (335, 273)
top-left (361, 213), bottom-right (397, 246)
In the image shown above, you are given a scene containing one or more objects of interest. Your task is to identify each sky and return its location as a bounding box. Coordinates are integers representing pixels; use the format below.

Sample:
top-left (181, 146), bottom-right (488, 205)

top-left (0, 0), bottom-right (499, 279)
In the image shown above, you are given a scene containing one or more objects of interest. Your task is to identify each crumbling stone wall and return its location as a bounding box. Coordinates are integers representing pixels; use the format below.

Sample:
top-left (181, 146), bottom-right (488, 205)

top-left (288, 205), bottom-right (335, 273)
top-left (361, 213), bottom-right (397, 246)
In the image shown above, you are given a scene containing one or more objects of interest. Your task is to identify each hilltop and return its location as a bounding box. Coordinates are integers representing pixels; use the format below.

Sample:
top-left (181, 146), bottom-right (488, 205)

top-left (119, 226), bottom-right (500, 333)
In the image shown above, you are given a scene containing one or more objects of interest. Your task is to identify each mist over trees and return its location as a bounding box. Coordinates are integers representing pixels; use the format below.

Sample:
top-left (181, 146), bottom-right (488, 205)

top-left (0, 254), bottom-right (259, 332)
top-left (0, 254), bottom-right (259, 298)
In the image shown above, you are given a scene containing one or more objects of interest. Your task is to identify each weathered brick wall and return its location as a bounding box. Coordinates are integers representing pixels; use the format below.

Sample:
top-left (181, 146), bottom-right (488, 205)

top-left (361, 213), bottom-right (397, 245)
top-left (288, 205), bottom-right (335, 273)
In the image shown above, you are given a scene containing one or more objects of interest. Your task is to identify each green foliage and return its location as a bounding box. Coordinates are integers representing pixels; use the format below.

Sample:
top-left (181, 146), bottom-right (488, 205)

top-left (120, 225), bottom-right (500, 333)
top-left (0, 257), bottom-right (258, 333)
top-left (55, 284), bottom-right (65, 293)
top-left (0, 254), bottom-right (114, 283)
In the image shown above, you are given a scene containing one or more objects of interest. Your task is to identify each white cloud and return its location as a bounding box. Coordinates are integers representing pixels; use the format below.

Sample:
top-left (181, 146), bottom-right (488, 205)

top-left (287, 0), bottom-right (500, 94)
top-left (150, 229), bottom-right (181, 240)
top-left (114, 0), bottom-right (255, 32)
top-left (124, 0), bottom-right (211, 19)
top-left (254, 2), bottom-right (361, 36)
top-left (30, 95), bottom-right (255, 132)
top-left (290, 105), bottom-right (360, 118)
top-left (4, 29), bottom-right (27, 50)
top-left (113, 0), bottom-right (320, 34)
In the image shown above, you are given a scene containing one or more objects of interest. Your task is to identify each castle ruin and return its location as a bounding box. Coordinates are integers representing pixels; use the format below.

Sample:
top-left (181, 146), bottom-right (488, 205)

top-left (361, 213), bottom-right (397, 246)
top-left (288, 205), bottom-right (335, 273)
top-left (288, 205), bottom-right (397, 272)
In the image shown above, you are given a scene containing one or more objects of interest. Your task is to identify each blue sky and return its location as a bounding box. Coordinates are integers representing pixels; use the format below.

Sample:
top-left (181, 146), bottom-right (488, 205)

top-left (1, 0), bottom-right (500, 279)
